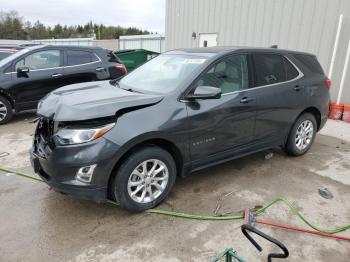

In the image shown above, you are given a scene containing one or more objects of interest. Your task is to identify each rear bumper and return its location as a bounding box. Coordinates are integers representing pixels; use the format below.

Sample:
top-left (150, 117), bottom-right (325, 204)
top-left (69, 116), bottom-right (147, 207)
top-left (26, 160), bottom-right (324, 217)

top-left (319, 115), bottom-right (328, 131)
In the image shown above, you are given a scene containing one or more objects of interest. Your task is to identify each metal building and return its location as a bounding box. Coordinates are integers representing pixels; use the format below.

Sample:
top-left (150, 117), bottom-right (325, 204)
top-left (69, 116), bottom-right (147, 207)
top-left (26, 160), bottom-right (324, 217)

top-left (165, 0), bottom-right (350, 104)
top-left (119, 34), bottom-right (165, 53)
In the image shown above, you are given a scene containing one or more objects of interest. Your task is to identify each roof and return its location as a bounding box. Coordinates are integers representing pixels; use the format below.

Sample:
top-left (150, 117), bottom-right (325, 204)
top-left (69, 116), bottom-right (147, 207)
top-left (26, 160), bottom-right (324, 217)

top-left (167, 46), bottom-right (314, 56)
top-left (24, 44), bottom-right (104, 51)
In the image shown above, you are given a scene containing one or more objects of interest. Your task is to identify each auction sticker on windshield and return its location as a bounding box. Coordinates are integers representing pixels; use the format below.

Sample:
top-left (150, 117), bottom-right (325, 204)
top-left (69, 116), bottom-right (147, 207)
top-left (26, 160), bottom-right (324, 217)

top-left (182, 59), bottom-right (206, 64)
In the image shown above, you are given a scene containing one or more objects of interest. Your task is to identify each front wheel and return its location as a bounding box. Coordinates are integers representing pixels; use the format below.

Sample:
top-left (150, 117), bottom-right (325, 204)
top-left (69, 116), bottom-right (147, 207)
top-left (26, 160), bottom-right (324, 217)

top-left (285, 113), bottom-right (317, 156)
top-left (0, 96), bottom-right (13, 125)
top-left (111, 146), bottom-right (176, 211)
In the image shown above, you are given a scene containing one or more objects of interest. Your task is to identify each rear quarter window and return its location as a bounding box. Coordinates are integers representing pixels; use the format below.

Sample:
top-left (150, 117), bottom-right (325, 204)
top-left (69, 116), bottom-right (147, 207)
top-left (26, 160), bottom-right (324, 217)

top-left (283, 57), bottom-right (299, 80)
top-left (292, 54), bottom-right (324, 75)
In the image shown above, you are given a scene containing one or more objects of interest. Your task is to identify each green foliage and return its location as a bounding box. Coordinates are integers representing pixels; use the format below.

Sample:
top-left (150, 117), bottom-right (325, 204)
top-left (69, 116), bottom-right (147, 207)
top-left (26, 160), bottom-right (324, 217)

top-left (0, 11), bottom-right (150, 40)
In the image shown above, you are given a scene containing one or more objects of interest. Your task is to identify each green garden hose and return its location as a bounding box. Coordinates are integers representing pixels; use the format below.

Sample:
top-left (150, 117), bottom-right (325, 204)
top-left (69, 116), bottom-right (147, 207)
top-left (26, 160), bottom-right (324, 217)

top-left (1, 166), bottom-right (350, 235)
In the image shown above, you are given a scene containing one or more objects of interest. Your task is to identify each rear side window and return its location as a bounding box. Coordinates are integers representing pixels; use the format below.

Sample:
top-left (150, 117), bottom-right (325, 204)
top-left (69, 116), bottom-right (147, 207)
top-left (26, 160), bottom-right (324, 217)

top-left (253, 54), bottom-right (300, 86)
top-left (293, 54), bottom-right (324, 75)
top-left (67, 50), bottom-right (96, 66)
top-left (253, 54), bottom-right (286, 86)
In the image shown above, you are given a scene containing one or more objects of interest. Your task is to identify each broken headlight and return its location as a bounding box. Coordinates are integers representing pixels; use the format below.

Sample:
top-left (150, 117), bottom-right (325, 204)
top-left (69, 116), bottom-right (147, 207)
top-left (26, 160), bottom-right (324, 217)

top-left (55, 123), bottom-right (116, 145)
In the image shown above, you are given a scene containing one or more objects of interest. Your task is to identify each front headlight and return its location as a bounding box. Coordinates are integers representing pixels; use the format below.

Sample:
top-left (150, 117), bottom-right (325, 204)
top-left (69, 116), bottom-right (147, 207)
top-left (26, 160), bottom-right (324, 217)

top-left (55, 123), bottom-right (115, 145)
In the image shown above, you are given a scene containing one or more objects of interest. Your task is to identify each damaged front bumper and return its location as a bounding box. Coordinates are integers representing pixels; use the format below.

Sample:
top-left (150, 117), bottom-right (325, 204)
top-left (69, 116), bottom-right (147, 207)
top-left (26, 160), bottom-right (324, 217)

top-left (30, 118), bottom-right (120, 203)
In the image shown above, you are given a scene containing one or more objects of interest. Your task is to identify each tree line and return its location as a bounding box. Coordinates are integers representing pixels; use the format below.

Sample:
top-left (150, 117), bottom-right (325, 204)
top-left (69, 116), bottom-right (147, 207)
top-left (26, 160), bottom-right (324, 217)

top-left (0, 10), bottom-right (151, 40)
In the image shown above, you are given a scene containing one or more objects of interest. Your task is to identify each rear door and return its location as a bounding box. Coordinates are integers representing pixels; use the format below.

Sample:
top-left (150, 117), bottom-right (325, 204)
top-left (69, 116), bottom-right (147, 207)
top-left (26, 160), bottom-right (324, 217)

top-left (252, 52), bottom-right (306, 146)
top-left (11, 49), bottom-right (64, 110)
top-left (62, 49), bottom-right (109, 86)
top-left (186, 54), bottom-right (256, 166)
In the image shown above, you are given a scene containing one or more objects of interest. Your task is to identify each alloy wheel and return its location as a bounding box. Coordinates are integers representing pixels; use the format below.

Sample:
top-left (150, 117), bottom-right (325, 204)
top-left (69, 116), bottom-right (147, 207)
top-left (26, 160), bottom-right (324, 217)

top-left (127, 159), bottom-right (169, 204)
top-left (295, 120), bottom-right (314, 150)
top-left (0, 101), bottom-right (8, 121)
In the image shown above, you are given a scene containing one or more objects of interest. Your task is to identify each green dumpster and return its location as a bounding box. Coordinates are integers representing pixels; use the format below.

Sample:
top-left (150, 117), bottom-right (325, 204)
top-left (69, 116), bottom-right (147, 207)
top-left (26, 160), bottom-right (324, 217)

top-left (114, 49), bottom-right (159, 72)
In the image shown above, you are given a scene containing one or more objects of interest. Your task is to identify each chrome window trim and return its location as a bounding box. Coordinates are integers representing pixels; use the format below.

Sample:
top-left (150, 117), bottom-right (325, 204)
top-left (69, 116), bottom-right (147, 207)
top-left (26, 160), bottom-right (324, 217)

top-left (221, 55), bottom-right (304, 96)
top-left (5, 52), bottom-right (102, 74)
top-left (180, 55), bottom-right (304, 101)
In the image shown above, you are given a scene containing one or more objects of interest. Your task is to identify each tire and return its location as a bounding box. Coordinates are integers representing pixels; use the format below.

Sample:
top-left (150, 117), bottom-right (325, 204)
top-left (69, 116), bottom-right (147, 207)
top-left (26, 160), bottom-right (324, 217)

top-left (285, 113), bottom-right (317, 156)
top-left (0, 96), bottom-right (13, 125)
top-left (111, 146), bottom-right (177, 212)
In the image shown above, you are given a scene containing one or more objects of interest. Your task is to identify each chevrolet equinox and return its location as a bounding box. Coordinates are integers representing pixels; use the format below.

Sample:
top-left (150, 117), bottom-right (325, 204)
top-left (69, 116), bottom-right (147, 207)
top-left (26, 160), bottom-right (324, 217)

top-left (31, 47), bottom-right (330, 211)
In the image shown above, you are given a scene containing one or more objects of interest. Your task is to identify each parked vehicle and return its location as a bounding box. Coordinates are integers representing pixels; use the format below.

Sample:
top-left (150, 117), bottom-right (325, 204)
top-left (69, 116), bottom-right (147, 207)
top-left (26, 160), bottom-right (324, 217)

top-left (0, 45), bottom-right (127, 124)
top-left (0, 45), bottom-right (23, 61)
top-left (31, 47), bottom-right (330, 211)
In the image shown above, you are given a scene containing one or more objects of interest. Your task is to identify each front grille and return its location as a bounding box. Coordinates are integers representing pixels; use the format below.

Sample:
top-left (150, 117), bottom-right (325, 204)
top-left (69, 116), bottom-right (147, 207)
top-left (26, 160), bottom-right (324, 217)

top-left (37, 117), bottom-right (55, 143)
top-left (34, 118), bottom-right (56, 157)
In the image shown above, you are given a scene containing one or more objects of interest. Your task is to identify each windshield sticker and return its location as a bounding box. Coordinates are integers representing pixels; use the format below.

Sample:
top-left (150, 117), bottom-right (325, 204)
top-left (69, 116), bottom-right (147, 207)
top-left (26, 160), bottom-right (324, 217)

top-left (182, 59), bottom-right (206, 64)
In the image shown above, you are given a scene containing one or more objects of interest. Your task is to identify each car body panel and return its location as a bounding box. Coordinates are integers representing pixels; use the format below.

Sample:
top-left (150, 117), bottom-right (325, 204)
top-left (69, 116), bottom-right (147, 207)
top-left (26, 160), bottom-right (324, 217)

top-left (30, 47), bottom-right (330, 203)
top-left (37, 81), bottom-right (164, 121)
top-left (185, 90), bottom-right (257, 166)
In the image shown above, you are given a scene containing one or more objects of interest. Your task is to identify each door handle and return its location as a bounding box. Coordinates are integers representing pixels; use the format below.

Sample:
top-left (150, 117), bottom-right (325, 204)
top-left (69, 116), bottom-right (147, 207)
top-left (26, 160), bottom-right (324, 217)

top-left (51, 73), bottom-right (62, 78)
top-left (294, 85), bottom-right (305, 91)
top-left (95, 67), bottom-right (106, 72)
top-left (240, 97), bottom-right (254, 104)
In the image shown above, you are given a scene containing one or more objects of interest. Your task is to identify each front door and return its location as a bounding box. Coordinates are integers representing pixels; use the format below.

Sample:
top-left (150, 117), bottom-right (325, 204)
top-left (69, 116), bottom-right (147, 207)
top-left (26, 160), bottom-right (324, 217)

top-left (185, 54), bottom-right (256, 167)
top-left (199, 33), bottom-right (218, 47)
top-left (11, 49), bottom-right (64, 110)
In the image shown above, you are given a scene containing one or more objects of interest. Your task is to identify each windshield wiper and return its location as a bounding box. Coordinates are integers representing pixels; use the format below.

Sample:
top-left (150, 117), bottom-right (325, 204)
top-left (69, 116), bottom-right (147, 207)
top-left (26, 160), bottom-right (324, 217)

top-left (110, 80), bottom-right (143, 94)
top-left (123, 88), bottom-right (144, 94)
top-left (110, 79), bottom-right (120, 87)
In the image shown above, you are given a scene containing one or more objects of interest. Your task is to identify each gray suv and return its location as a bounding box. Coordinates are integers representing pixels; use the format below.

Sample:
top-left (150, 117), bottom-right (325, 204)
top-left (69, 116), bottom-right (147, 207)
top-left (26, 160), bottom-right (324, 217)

top-left (31, 47), bottom-right (330, 211)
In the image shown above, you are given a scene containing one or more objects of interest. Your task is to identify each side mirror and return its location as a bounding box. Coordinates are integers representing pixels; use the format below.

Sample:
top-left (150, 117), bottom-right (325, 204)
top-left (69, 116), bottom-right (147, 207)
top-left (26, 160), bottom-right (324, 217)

top-left (186, 86), bottom-right (222, 100)
top-left (17, 67), bottom-right (30, 76)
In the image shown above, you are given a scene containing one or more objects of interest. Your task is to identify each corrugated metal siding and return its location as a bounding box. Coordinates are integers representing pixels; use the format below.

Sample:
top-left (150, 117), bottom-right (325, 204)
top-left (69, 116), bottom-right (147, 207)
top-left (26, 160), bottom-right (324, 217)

top-left (119, 35), bottom-right (165, 53)
top-left (165, 0), bottom-right (350, 104)
top-left (32, 38), bottom-right (94, 46)
top-left (92, 39), bottom-right (119, 50)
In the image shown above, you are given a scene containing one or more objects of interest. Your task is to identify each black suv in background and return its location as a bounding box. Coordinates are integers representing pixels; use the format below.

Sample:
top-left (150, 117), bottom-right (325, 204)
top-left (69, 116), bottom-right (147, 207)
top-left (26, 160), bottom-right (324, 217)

top-left (31, 47), bottom-right (330, 211)
top-left (0, 45), bottom-right (127, 124)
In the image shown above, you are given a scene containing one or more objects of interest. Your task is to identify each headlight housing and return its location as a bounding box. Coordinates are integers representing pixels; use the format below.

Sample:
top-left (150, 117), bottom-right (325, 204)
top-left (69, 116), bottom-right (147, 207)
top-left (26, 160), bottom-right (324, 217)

top-left (55, 123), bottom-right (115, 145)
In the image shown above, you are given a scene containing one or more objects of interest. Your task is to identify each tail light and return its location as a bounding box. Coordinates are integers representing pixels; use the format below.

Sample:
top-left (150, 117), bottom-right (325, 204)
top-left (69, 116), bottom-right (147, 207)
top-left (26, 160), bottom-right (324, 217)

top-left (324, 78), bottom-right (331, 91)
top-left (115, 64), bottom-right (127, 75)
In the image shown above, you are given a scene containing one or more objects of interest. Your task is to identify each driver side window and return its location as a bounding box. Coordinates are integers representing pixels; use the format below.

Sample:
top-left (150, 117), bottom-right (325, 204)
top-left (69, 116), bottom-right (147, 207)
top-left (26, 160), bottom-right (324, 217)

top-left (196, 54), bottom-right (248, 94)
top-left (15, 50), bottom-right (61, 70)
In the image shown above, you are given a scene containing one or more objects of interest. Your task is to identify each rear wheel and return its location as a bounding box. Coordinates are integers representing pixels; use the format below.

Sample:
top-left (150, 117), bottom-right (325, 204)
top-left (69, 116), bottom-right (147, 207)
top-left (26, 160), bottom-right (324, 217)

top-left (0, 96), bottom-right (13, 125)
top-left (285, 113), bottom-right (317, 156)
top-left (111, 146), bottom-right (176, 211)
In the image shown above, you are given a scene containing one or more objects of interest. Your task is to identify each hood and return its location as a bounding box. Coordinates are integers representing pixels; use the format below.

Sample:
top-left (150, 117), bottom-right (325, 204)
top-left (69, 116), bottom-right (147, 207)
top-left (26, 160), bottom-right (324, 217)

top-left (37, 80), bottom-right (164, 121)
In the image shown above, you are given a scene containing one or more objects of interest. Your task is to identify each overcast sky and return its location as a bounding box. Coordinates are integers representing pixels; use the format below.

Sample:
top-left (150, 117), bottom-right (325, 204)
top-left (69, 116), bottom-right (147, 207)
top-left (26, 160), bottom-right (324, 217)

top-left (0, 0), bottom-right (166, 33)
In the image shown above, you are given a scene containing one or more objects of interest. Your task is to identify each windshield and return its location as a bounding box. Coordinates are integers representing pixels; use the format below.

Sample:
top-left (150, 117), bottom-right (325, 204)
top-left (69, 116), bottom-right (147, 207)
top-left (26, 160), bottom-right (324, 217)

top-left (0, 49), bottom-right (29, 68)
top-left (118, 54), bottom-right (209, 94)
